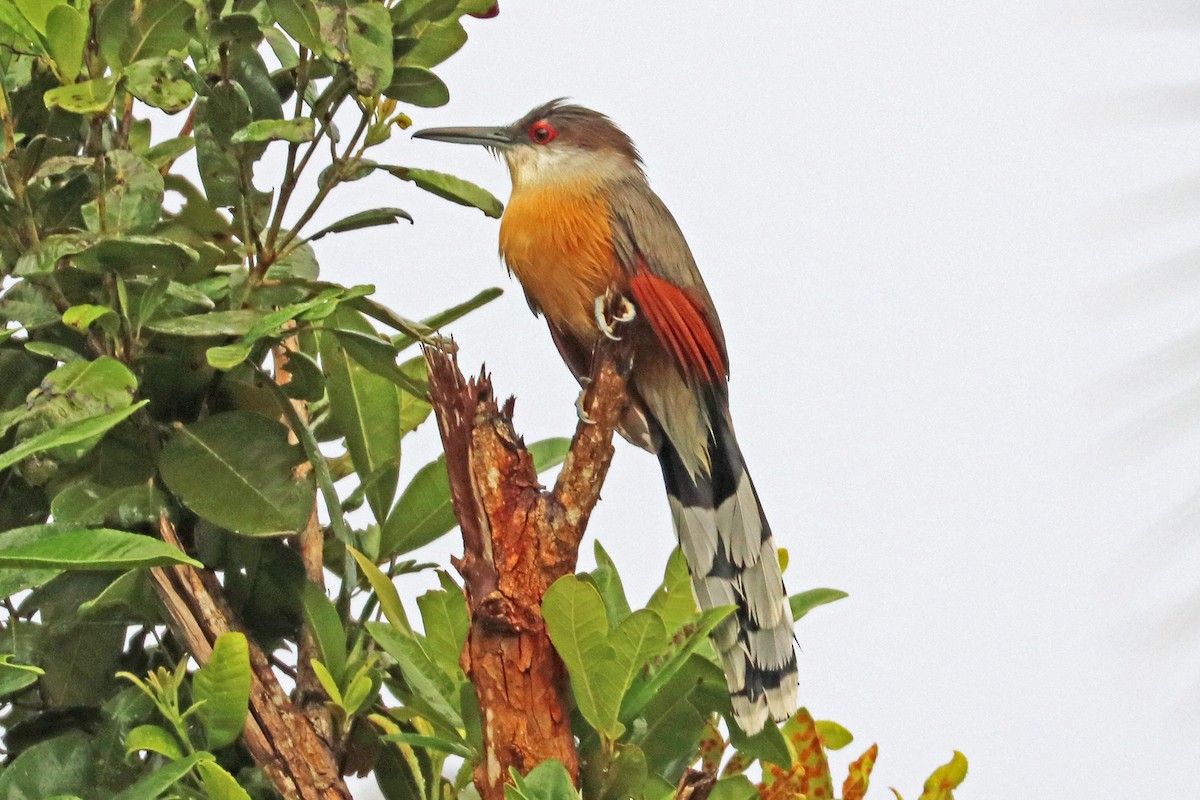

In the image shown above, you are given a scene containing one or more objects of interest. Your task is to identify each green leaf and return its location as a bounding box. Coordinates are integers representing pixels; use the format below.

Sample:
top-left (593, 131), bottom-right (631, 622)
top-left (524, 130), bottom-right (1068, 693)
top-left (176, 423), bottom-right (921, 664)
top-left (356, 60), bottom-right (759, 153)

top-left (62, 303), bottom-right (117, 333)
top-left (111, 752), bottom-right (212, 800)
top-left (29, 155), bottom-right (95, 183)
top-left (144, 136), bottom-right (195, 169)
top-left (125, 57), bottom-right (195, 113)
top-left (366, 622), bottom-right (463, 730)
top-left (646, 548), bottom-right (696, 633)
top-left (730, 712), bottom-right (792, 771)
top-left (125, 724), bottom-right (183, 760)
top-left (12, 233), bottom-right (95, 276)
top-left (918, 751), bottom-right (968, 800)
top-left (0, 525), bottom-right (68, 595)
top-left (157, 410), bottom-right (315, 536)
top-left (0, 528), bottom-right (200, 570)
top-left (52, 479), bottom-right (165, 528)
top-left (542, 576), bottom-right (615, 735)
top-left (80, 151), bottom-right (165, 234)
top-left (0, 283), bottom-right (60, 328)
top-left (603, 609), bottom-right (668, 726)
top-left (709, 776), bottom-right (758, 800)
top-left (506, 760), bottom-right (579, 800)
top-left (267, 0), bottom-right (322, 52)
top-left (346, 3), bottom-right (393, 94)
top-left (340, 661), bottom-right (378, 715)
top-left (330, 328), bottom-right (427, 396)
top-left (397, 18), bottom-right (466, 69)
top-left (231, 117), bottom-right (315, 144)
top-left (71, 236), bottom-right (197, 275)
top-left (384, 65), bottom-right (449, 107)
top-left (379, 437), bottom-right (569, 558)
top-left (43, 75), bottom-right (118, 115)
top-left (381, 732), bottom-right (473, 759)
top-left (790, 587), bottom-right (848, 622)
top-left (147, 308), bottom-right (271, 336)
top-left (347, 546), bottom-right (412, 634)
top-left (301, 581), bottom-right (347, 683)
top-left (390, 0), bottom-right (459, 30)
top-left (386, 286), bottom-right (503, 352)
top-left (584, 743), bottom-right (647, 800)
top-left (308, 207), bottom-right (413, 241)
top-left (78, 569), bottom-right (161, 623)
top-left (193, 92), bottom-right (244, 206)
top-left (280, 349), bottom-right (324, 401)
top-left (321, 325), bottom-right (402, 523)
top-left (311, 658), bottom-right (342, 704)
top-left (229, 40), bottom-right (284, 127)
top-left (549, 575), bottom-right (672, 738)
top-left (45, 5), bottom-right (85, 80)
top-left (266, 242), bottom-right (319, 281)
top-left (397, 357), bottom-right (433, 434)
top-left (415, 577), bottom-right (468, 680)
top-left (0, 654), bottom-right (43, 698)
top-left (193, 632), bottom-right (252, 749)
top-left (22, 342), bottom-right (84, 363)
top-left (0, 0), bottom-right (43, 48)
top-left (621, 605), bottom-right (734, 723)
top-left (118, 0), bottom-right (195, 67)
top-left (382, 166), bottom-right (503, 217)
top-left (196, 761), bottom-right (253, 800)
top-left (591, 540), bottom-right (631, 626)
top-left (0, 402), bottom-right (147, 473)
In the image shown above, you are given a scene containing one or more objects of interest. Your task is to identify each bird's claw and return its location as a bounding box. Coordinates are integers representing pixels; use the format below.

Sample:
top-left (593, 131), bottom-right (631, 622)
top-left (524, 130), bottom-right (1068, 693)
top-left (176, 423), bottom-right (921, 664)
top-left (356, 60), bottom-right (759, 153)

top-left (593, 293), bottom-right (637, 341)
top-left (575, 385), bottom-right (595, 425)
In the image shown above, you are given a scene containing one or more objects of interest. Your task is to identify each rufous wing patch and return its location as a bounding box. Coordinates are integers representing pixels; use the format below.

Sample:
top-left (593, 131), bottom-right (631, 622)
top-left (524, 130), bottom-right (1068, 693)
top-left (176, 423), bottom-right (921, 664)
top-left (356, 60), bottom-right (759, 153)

top-left (630, 261), bottom-right (727, 382)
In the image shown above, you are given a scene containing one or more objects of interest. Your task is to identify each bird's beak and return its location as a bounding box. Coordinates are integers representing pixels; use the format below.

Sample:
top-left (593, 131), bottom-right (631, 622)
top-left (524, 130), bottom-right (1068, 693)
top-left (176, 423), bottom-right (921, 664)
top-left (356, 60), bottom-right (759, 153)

top-left (411, 125), bottom-right (514, 148)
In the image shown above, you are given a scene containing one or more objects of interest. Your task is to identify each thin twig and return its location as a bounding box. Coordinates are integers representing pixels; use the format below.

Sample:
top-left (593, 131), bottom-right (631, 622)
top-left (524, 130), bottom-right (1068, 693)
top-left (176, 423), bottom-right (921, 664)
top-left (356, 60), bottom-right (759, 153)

top-left (272, 103), bottom-right (372, 258)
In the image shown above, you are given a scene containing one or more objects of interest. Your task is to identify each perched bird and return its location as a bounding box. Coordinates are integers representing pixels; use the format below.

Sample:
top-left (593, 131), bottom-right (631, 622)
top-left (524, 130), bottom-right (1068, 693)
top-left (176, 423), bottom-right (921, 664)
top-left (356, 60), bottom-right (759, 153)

top-left (413, 100), bottom-right (796, 734)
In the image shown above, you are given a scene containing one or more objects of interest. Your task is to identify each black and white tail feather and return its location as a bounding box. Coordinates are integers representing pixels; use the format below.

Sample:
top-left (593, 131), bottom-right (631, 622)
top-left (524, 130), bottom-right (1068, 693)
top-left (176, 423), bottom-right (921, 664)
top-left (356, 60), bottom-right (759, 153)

top-left (656, 409), bottom-right (798, 735)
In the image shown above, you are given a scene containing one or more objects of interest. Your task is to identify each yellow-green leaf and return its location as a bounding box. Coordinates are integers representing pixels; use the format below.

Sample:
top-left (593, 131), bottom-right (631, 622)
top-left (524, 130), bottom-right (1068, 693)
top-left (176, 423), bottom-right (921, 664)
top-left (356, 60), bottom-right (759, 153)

top-left (196, 760), bottom-right (253, 800)
top-left (125, 724), bottom-right (183, 760)
top-left (44, 76), bottom-right (118, 115)
top-left (815, 719), bottom-right (853, 750)
top-left (193, 632), bottom-right (251, 750)
top-left (45, 5), bottom-right (85, 80)
top-left (347, 546), bottom-right (412, 634)
top-left (917, 751), bottom-right (968, 800)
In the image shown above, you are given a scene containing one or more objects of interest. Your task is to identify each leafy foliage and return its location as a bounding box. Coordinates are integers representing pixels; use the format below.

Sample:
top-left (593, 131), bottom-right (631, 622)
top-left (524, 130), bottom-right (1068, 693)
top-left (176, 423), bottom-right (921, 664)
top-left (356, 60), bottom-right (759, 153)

top-left (0, 0), bottom-right (967, 797)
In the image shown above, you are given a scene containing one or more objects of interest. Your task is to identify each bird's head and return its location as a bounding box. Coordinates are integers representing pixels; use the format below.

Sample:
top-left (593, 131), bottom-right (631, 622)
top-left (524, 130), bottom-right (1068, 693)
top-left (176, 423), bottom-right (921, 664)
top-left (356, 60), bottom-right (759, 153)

top-left (412, 99), bottom-right (642, 189)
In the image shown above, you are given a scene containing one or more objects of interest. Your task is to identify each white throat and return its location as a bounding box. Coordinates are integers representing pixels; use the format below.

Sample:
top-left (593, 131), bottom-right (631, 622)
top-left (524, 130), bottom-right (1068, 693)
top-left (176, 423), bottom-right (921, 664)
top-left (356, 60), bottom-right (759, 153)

top-left (504, 146), bottom-right (630, 189)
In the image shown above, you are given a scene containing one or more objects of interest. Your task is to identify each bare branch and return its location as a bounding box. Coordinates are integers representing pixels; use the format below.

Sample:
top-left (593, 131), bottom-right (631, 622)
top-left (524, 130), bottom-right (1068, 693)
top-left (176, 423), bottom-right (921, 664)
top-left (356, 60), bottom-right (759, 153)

top-left (149, 515), bottom-right (352, 800)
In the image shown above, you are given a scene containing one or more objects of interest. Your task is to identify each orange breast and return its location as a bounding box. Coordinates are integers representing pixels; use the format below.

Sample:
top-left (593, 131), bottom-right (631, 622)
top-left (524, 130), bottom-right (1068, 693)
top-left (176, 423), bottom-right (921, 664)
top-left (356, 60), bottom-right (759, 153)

top-left (499, 182), bottom-right (623, 338)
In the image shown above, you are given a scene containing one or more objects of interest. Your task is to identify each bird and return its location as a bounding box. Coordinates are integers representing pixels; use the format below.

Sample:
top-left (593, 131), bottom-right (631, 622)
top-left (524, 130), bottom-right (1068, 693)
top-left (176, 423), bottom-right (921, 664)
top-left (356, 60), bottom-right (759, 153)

top-left (413, 100), bottom-right (796, 735)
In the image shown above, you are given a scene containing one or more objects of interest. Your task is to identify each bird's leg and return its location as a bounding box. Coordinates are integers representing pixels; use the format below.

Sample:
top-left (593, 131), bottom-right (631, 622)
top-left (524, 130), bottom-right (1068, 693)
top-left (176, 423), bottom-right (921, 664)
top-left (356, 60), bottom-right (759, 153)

top-left (593, 291), bottom-right (637, 341)
top-left (574, 377), bottom-right (595, 424)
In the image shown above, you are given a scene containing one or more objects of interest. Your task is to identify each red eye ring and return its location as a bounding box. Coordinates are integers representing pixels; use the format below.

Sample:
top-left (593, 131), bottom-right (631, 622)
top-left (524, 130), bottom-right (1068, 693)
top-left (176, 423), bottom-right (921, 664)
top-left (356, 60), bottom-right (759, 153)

top-left (530, 120), bottom-right (557, 144)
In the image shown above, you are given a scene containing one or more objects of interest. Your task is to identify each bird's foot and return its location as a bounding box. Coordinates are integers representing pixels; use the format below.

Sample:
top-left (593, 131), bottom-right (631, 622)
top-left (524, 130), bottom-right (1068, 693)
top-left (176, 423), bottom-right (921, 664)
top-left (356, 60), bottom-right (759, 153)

top-left (593, 292), bottom-right (637, 340)
top-left (575, 378), bottom-right (595, 424)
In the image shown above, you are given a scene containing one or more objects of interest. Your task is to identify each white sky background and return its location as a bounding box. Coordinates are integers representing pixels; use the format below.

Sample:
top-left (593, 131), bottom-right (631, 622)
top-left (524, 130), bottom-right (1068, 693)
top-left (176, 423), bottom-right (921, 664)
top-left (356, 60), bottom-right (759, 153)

top-left (301, 1), bottom-right (1200, 796)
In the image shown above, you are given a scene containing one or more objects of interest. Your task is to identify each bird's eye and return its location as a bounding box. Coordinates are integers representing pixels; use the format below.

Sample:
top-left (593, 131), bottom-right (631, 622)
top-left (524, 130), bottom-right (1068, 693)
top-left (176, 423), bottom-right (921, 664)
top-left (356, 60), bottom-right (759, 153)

top-left (530, 120), bottom-right (557, 144)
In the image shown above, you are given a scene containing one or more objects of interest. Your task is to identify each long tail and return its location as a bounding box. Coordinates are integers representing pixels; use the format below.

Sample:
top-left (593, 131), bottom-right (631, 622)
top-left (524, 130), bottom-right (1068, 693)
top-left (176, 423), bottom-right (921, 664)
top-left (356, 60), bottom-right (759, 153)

top-left (657, 409), bottom-right (797, 735)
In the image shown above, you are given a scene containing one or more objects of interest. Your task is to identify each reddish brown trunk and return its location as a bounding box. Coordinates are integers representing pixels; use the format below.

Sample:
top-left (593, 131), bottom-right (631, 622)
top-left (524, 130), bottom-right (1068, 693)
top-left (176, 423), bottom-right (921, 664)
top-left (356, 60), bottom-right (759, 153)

top-left (424, 342), bottom-right (631, 800)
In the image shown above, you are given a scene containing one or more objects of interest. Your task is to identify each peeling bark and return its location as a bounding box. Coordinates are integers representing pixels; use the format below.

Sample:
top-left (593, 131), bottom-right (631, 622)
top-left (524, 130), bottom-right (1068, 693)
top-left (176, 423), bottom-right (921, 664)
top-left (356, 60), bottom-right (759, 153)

top-left (149, 515), bottom-right (352, 800)
top-left (424, 341), bottom-right (632, 800)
